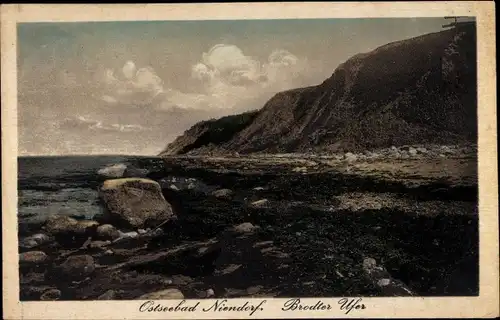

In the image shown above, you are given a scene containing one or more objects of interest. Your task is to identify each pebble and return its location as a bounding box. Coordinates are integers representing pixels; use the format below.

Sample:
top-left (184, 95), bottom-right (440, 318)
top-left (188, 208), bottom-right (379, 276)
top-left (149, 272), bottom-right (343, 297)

top-left (40, 289), bottom-right (61, 301)
top-left (233, 222), bottom-right (259, 234)
top-left (138, 288), bottom-right (184, 300)
top-left (19, 251), bottom-right (48, 265)
top-left (377, 278), bottom-right (391, 287)
top-left (97, 289), bottom-right (116, 300)
top-left (206, 288), bottom-right (215, 298)
top-left (211, 189), bottom-right (234, 199)
top-left (250, 199), bottom-right (269, 208)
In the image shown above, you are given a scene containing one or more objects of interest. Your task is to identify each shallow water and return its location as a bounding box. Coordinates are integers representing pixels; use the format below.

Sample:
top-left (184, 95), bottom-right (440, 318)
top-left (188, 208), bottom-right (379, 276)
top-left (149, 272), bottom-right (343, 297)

top-left (17, 155), bottom-right (163, 223)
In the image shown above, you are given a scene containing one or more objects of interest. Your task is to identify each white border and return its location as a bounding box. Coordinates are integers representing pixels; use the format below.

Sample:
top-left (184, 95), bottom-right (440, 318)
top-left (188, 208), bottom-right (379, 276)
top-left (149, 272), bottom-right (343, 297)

top-left (2, 2), bottom-right (498, 319)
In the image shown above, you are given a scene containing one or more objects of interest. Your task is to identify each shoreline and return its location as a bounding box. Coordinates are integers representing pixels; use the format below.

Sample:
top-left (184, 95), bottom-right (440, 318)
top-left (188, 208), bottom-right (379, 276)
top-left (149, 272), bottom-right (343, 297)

top-left (18, 149), bottom-right (479, 300)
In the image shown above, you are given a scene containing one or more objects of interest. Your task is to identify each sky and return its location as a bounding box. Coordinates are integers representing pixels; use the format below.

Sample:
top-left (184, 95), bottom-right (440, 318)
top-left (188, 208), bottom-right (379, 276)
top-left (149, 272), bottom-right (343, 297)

top-left (17, 18), bottom-right (450, 155)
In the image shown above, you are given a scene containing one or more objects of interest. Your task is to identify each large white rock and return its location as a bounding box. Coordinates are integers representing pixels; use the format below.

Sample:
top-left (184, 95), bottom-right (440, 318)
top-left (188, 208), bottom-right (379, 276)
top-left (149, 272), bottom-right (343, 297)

top-left (99, 178), bottom-right (175, 229)
top-left (97, 163), bottom-right (127, 178)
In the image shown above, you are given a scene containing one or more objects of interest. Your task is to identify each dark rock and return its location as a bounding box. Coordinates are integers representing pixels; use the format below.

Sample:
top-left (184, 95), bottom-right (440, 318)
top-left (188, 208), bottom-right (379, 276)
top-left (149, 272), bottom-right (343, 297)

top-left (19, 251), bottom-right (48, 267)
top-left (246, 285), bottom-right (263, 295)
top-left (211, 188), bottom-right (233, 199)
top-left (137, 288), bottom-right (184, 300)
top-left (89, 240), bottom-right (111, 250)
top-left (97, 289), bottom-right (116, 300)
top-left (250, 199), bottom-right (269, 208)
top-left (44, 215), bottom-right (98, 244)
top-left (22, 285), bottom-right (53, 299)
top-left (233, 222), bottom-right (259, 234)
top-left (171, 274), bottom-right (194, 286)
top-left (19, 233), bottom-right (51, 250)
top-left (58, 255), bottom-right (95, 279)
top-left (40, 288), bottom-right (61, 301)
top-left (123, 166), bottom-right (150, 178)
top-left (96, 224), bottom-right (120, 240)
top-left (362, 257), bottom-right (415, 296)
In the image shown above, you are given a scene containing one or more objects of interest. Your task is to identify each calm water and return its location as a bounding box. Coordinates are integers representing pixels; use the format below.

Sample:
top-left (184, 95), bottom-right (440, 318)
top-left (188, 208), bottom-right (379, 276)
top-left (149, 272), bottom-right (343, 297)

top-left (17, 156), bottom-right (162, 223)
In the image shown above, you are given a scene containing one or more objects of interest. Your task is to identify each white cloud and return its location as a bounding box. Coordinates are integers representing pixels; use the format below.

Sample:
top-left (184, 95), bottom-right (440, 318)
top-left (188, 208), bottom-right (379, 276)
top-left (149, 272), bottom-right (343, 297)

top-left (122, 60), bottom-right (136, 80)
top-left (99, 45), bottom-right (311, 114)
top-left (60, 116), bottom-right (150, 133)
top-left (100, 62), bottom-right (164, 106)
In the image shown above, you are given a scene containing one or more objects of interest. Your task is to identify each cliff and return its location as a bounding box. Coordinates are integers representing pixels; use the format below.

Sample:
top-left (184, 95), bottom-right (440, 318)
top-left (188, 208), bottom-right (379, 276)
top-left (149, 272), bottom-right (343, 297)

top-left (161, 24), bottom-right (476, 156)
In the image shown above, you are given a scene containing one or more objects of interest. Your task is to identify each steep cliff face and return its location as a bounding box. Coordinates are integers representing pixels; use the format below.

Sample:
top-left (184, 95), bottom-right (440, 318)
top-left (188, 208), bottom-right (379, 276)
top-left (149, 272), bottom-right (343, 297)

top-left (160, 111), bottom-right (258, 155)
top-left (161, 25), bottom-right (476, 156)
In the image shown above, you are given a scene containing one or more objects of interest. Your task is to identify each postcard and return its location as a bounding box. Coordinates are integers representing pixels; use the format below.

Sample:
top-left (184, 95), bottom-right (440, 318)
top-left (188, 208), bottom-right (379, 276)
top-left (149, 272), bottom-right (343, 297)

top-left (1, 2), bottom-right (498, 319)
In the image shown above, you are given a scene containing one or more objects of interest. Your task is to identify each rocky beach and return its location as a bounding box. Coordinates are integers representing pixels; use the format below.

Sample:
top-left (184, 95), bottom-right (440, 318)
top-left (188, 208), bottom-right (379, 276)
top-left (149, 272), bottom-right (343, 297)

top-left (17, 22), bottom-right (479, 301)
top-left (18, 144), bottom-right (478, 300)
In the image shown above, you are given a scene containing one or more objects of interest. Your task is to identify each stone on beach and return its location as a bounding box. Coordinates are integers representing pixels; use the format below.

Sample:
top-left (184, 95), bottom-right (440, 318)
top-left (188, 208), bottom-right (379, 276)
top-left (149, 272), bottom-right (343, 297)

top-left (344, 152), bottom-right (357, 162)
top-left (44, 215), bottom-right (98, 237)
top-left (97, 289), bottom-right (117, 300)
top-left (96, 224), bottom-right (121, 240)
top-left (19, 251), bottom-right (48, 266)
top-left (123, 166), bottom-right (150, 178)
top-left (19, 233), bottom-right (51, 249)
top-left (137, 288), bottom-right (184, 300)
top-left (58, 255), bottom-right (95, 279)
top-left (250, 199), bottom-right (269, 208)
top-left (40, 288), bottom-right (61, 301)
top-left (233, 222), bottom-right (260, 234)
top-left (362, 257), bottom-right (414, 296)
top-left (99, 178), bottom-right (175, 229)
top-left (89, 240), bottom-right (111, 249)
top-left (97, 163), bottom-right (127, 178)
top-left (211, 188), bottom-right (233, 199)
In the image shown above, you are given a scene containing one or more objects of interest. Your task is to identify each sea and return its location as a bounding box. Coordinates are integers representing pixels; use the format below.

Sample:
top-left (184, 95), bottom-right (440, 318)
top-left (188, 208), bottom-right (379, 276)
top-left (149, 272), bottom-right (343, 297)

top-left (17, 156), bottom-right (163, 224)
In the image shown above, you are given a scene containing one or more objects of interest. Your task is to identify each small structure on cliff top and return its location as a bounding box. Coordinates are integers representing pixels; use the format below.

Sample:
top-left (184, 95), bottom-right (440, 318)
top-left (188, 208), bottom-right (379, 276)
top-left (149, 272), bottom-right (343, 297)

top-left (442, 16), bottom-right (476, 29)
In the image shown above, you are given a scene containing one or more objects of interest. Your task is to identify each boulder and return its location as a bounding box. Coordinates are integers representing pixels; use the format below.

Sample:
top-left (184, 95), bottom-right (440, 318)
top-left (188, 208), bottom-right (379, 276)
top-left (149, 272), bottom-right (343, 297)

top-left (137, 288), bottom-right (184, 300)
top-left (211, 188), bottom-right (233, 199)
top-left (96, 224), bottom-right (120, 240)
top-left (40, 289), bottom-right (61, 301)
top-left (408, 147), bottom-right (418, 156)
top-left (97, 163), bottom-right (127, 178)
top-left (19, 251), bottom-right (48, 266)
top-left (44, 215), bottom-right (98, 237)
top-left (99, 178), bottom-right (175, 229)
top-left (58, 255), bottom-right (95, 279)
top-left (19, 233), bottom-right (51, 249)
